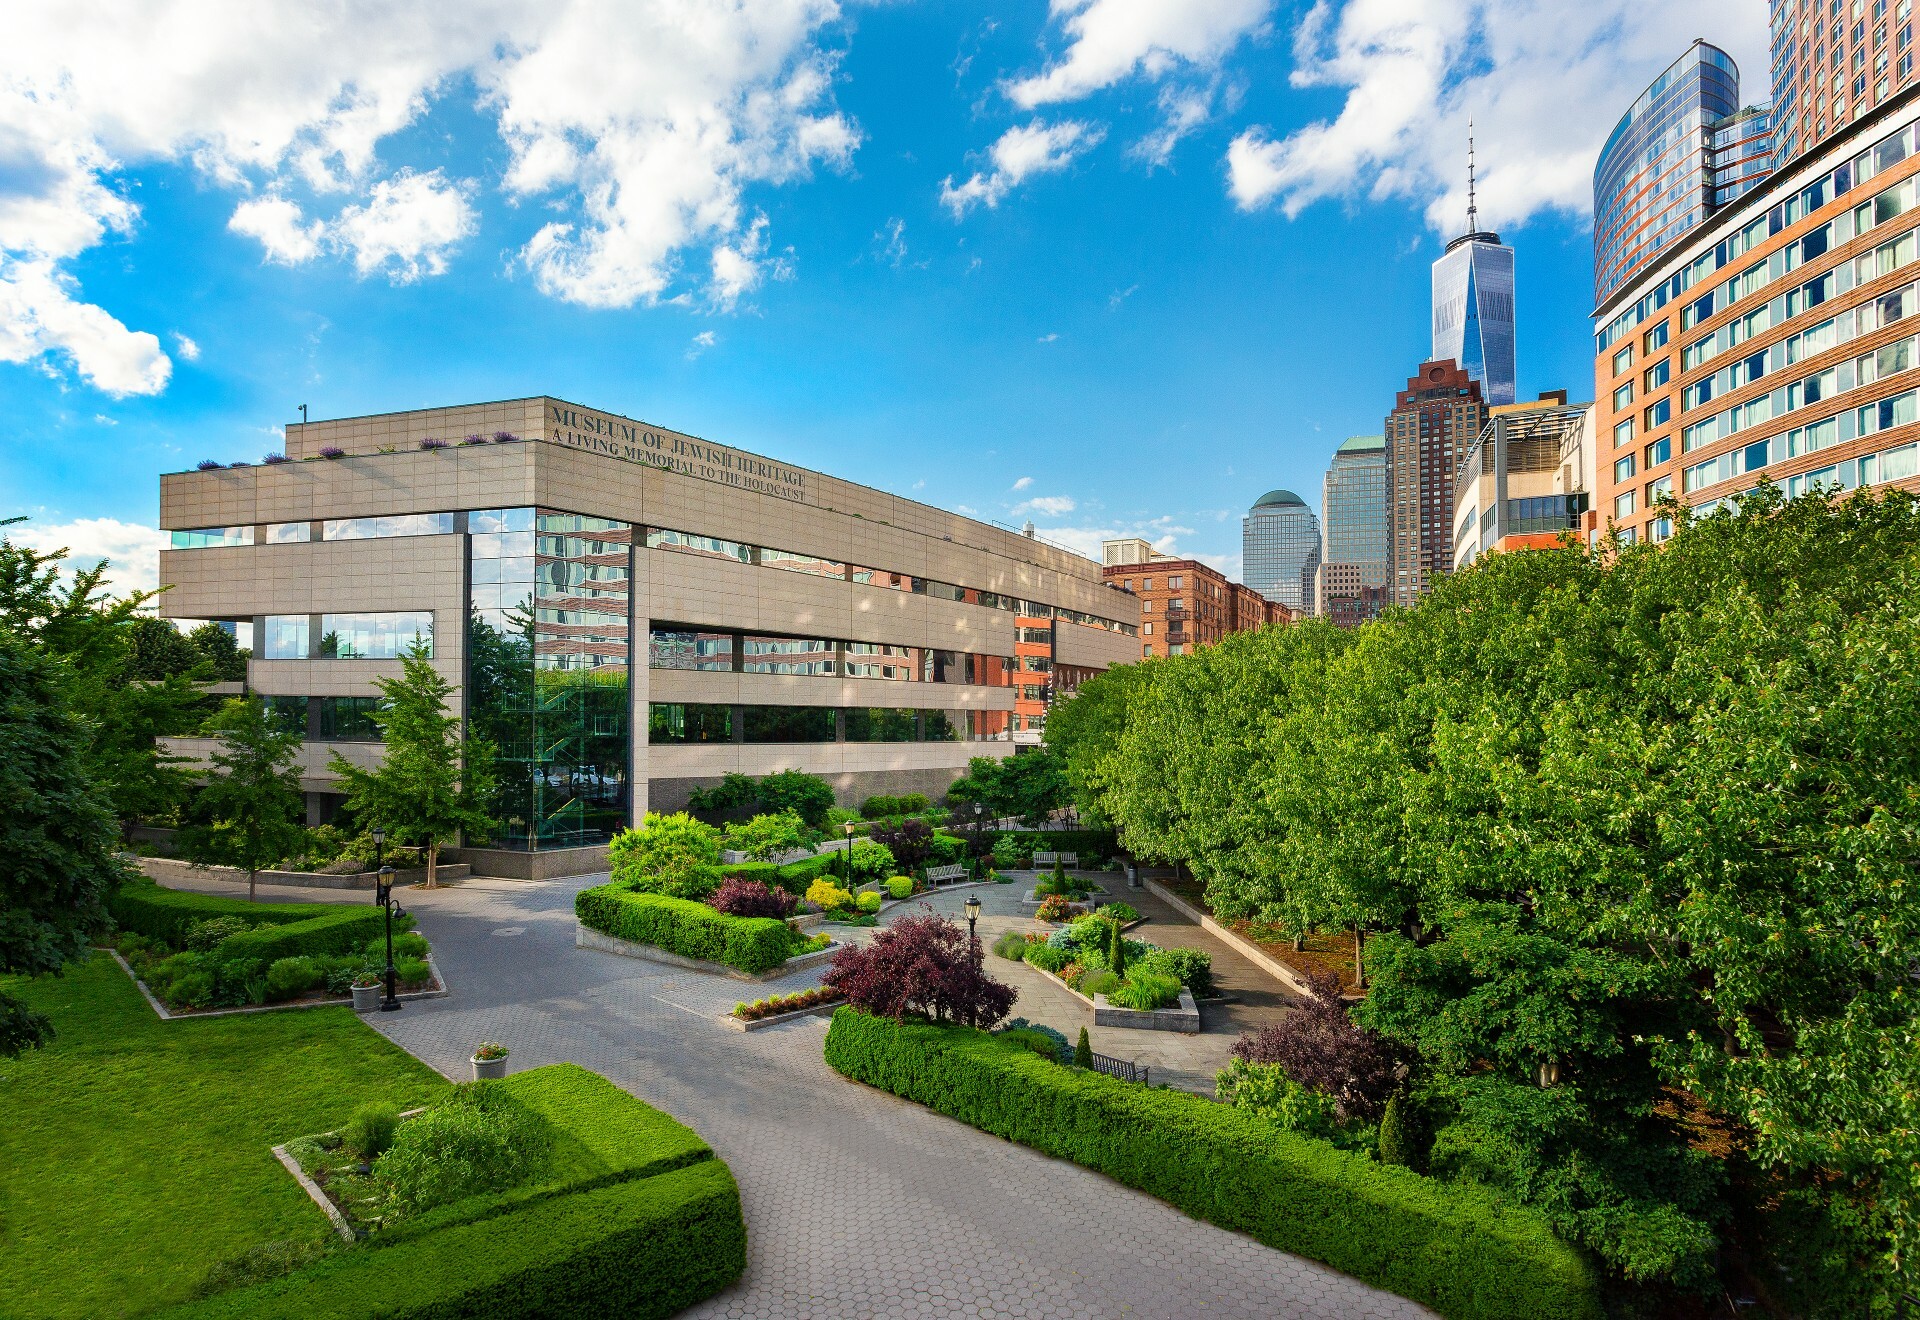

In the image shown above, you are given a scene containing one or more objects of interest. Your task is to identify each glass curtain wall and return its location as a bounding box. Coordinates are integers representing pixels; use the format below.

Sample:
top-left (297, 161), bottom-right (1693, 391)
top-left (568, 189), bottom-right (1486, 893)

top-left (468, 507), bottom-right (633, 851)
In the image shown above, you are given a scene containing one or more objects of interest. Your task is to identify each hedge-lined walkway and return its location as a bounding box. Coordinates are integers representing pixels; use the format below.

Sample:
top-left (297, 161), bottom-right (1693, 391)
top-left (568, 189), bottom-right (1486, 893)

top-left (252, 869), bottom-right (1427, 1320)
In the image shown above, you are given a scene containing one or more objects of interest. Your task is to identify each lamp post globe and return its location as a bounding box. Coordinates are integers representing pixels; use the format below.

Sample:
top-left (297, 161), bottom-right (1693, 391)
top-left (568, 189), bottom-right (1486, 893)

top-left (843, 820), bottom-right (856, 886)
top-left (375, 864), bottom-right (403, 1012)
top-left (964, 894), bottom-right (981, 940)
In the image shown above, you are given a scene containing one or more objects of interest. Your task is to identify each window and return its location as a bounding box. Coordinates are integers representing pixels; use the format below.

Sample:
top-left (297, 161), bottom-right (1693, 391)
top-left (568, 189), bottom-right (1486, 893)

top-left (845, 708), bottom-right (920, 742)
top-left (1613, 382), bottom-right (1635, 409)
top-left (742, 705), bottom-right (837, 743)
top-left (263, 522), bottom-right (311, 544)
top-left (1142, 645), bottom-right (1153, 658)
top-left (471, 508), bottom-right (535, 534)
top-left (1644, 399), bottom-right (1672, 429)
top-left (1021, 654), bottom-right (1052, 672)
top-left (170, 526), bottom-right (253, 549)
top-left (316, 696), bottom-right (383, 740)
top-left (742, 636), bottom-right (835, 676)
top-left (1645, 437), bottom-right (1672, 466)
top-left (649, 628), bottom-right (734, 670)
top-left (1142, 578), bottom-right (1154, 590)
top-left (261, 615), bottom-right (309, 659)
top-left (1644, 321), bottom-right (1670, 351)
top-left (1614, 418), bottom-right (1635, 447)
top-left (844, 642), bottom-right (920, 680)
top-left (1646, 474), bottom-right (1674, 504)
top-left (759, 547), bottom-right (846, 579)
top-left (1614, 491), bottom-right (1637, 518)
top-left (644, 528), bottom-right (753, 563)
top-left (1143, 622), bottom-right (1153, 635)
top-left (1141, 599), bottom-right (1152, 612)
top-left (1614, 454), bottom-right (1637, 482)
top-left (1644, 359), bottom-right (1671, 390)
top-left (263, 696), bottom-right (309, 733)
top-left (1168, 645), bottom-right (1184, 656)
top-left (317, 612), bottom-right (432, 659)
top-left (1168, 576), bottom-right (1182, 589)
top-left (1611, 345), bottom-right (1633, 375)
top-left (648, 703), bottom-right (734, 744)
top-left (322, 513), bottom-right (455, 540)
top-left (1168, 598), bottom-right (1184, 611)
top-left (924, 710), bottom-right (962, 742)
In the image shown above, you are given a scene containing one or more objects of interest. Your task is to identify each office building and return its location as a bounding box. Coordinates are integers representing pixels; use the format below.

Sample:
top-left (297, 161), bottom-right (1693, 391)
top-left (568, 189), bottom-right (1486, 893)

top-left (1771, 0), bottom-right (1919, 169)
top-left (1316, 434), bottom-right (1389, 625)
top-left (1594, 80), bottom-right (1920, 545)
top-left (1594, 41), bottom-right (1776, 307)
top-left (1101, 538), bottom-right (1279, 658)
top-left (1432, 141), bottom-right (1517, 405)
top-left (1241, 490), bottom-right (1322, 614)
top-left (1452, 392), bottom-right (1596, 570)
top-left (1386, 360), bottom-right (1487, 606)
top-left (156, 397), bottom-right (1140, 876)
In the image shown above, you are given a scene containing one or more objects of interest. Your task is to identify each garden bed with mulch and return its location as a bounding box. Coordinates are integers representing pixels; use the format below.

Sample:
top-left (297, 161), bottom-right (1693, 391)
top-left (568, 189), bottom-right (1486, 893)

top-left (1154, 874), bottom-right (1359, 988)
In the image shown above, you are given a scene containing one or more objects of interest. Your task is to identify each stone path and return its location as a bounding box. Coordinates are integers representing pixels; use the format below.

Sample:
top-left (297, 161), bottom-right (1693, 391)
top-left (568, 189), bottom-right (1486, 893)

top-left (163, 870), bottom-right (1428, 1319)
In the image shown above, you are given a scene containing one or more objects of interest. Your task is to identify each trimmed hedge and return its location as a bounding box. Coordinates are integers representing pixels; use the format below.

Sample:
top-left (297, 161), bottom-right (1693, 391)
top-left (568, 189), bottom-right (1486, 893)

top-left (150, 1160), bottom-right (745, 1320)
top-left (576, 884), bottom-right (795, 973)
top-left (823, 1009), bottom-right (1602, 1320)
top-left (217, 909), bottom-right (396, 963)
top-left (774, 853), bottom-right (838, 893)
top-left (110, 882), bottom-right (338, 942)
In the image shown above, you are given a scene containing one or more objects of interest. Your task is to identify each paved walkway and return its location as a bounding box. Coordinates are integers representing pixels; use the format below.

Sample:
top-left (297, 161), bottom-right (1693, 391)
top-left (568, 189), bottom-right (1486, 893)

top-left (162, 871), bottom-right (1427, 1320)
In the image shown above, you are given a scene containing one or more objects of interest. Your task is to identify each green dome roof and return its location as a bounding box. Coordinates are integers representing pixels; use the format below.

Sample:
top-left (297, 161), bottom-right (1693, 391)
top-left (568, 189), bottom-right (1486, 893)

top-left (1252, 488), bottom-right (1305, 509)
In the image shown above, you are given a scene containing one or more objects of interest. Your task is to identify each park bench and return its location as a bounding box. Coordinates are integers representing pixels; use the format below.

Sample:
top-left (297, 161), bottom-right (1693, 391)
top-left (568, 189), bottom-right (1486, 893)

top-left (1058, 851), bottom-right (1079, 868)
top-left (1032, 851), bottom-right (1058, 868)
top-left (925, 864), bottom-right (969, 887)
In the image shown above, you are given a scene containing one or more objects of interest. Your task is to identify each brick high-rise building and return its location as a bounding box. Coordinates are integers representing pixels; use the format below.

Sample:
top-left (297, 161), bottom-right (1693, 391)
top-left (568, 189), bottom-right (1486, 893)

top-left (1771, 0), bottom-right (1919, 171)
top-left (1101, 538), bottom-right (1280, 659)
top-left (1386, 359), bottom-right (1487, 605)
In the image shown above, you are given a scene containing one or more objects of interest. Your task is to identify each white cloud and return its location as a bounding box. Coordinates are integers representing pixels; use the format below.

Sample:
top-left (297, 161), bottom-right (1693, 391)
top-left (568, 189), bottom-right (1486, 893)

top-left (1037, 332), bottom-right (1059, 343)
top-left (1028, 515), bottom-right (1235, 573)
top-left (332, 169), bottom-right (474, 283)
top-left (8, 516), bottom-right (170, 601)
top-left (1011, 476), bottom-right (1033, 490)
top-left (686, 328), bottom-right (717, 359)
top-left (874, 216), bottom-right (911, 267)
top-left (1108, 282), bottom-right (1138, 308)
top-left (0, 0), bottom-right (862, 394)
top-left (1014, 494), bottom-right (1078, 517)
top-left (171, 331), bottom-right (200, 361)
top-left (229, 196), bottom-right (325, 264)
top-left (940, 119), bottom-right (1104, 216)
top-left (1008, 0), bottom-right (1272, 107)
top-left (1227, 0), bottom-right (1766, 233)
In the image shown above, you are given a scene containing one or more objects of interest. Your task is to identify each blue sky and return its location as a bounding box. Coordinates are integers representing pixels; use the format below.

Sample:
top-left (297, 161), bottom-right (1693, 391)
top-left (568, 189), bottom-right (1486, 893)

top-left (0, 0), bottom-right (1766, 592)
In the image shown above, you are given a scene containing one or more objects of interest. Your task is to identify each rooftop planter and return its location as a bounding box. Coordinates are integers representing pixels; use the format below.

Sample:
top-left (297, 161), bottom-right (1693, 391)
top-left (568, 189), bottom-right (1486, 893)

top-left (195, 460), bottom-right (223, 471)
top-left (418, 437), bottom-right (448, 450)
top-left (319, 446), bottom-right (345, 459)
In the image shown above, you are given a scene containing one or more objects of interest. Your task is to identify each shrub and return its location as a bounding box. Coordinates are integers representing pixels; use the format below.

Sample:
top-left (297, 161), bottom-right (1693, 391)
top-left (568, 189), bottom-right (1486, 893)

top-left (1379, 1093), bottom-right (1425, 1172)
top-left (924, 830), bottom-right (968, 867)
top-left (806, 878), bottom-right (854, 912)
top-left (733, 986), bottom-right (841, 1020)
top-left (373, 932), bottom-right (431, 961)
top-left (1035, 895), bottom-right (1080, 923)
top-left (374, 1083), bottom-right (553, 1217)
top-left (1024, 943), bottom-right (1069, 974)
top-left (1074, 1026), bottom-right (1093, 1067)
top-left (321, 955), bottom-right (373, 995)
top-left (991, 930), bottom-right (1030, 961)
top-left (825, 1011), bottom-right (1603, 1320)
top-left (869, 818), bottom-right (933, 868)
top-left (395, 956), bottom-right (432, 988)
top-left (184, 916), bottom-right (255, 951)
top-left (217, 908), bottom-right (397, 965)
top-left (1081, 971), bottom-right (1121, 997)
top-left (708, 878), bottom-right (796, 920)
top-left (608, 813), bottom-right (722, 897)
top-left (823, 912), bottom-right (1017, 1028)
top-left (999, 1018), bottom-right (1071, 1062)
top-left (1138, 946), bottom-right (1214, 997)
top-left (1108, 970), bottom-right (1180, 1010)
top-left (885, 875), bottom-right (915, 900)
top-left (264, 957), bottom-right (320, 1001)
top-left (990, 834), bottom-right (1032, 868)
top-left (1107, 920), bottom-right (1127, 977)
top-left (721, 810), bottom-right (809, 862)
top-left (755, 769), bottom-right (837, 829)
top-left (1230, 970), bottom-right (1399, 1123)
top-left (844, 838), bottom-right (896, 885)
top-left (576, 885), bottom-right (798, 974)
top-left (166, 970), bottom-right (217, 1008)
top-left (771, 852), bottom-right (838, 894)
top-left (856, 891), bottom-right (883, 914)
top-left (1095, 902), bottom-right (1140, 924)
top-left (344, 1102), bottom-right (401, 1160)
top-left (1216, 1059), bottom-right (1353, 1144)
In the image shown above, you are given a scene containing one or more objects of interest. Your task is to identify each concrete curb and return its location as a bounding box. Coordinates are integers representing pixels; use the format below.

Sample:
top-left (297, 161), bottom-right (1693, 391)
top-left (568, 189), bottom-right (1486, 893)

top-left (129, 854), bottom-right (470, 892)
top-left (721, 997), bottom-right (847, 1032)
top-left (574, 924), bottom-right (841, 982)
top-left (105, 948), bottom-right (451, 1020)
top-left (272, 1143), bottom-right (356, 1242)
top-left (1139, 877), bottom-right (1314, 999)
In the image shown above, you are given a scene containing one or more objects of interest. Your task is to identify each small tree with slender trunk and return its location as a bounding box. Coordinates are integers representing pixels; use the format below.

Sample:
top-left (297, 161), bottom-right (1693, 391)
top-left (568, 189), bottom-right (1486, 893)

top-left (178, 695), bottom-right (307, 902)
top-left (329, 638), bottom-right (496, 888)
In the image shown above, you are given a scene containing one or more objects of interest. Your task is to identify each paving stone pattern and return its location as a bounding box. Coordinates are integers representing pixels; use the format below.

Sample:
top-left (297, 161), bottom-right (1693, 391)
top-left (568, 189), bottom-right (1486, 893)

top-left (168, 871), bottom-right (1429, 1319)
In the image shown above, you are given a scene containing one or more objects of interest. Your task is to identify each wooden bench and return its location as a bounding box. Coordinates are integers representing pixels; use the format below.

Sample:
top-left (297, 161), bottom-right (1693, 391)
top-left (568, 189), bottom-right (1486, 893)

top-left (1058, 851), bottom-right (1079, 868)
top-left (925, 864), bottom-right (969, 887)
top-left (1032, 851), bottom-right (1059, 868)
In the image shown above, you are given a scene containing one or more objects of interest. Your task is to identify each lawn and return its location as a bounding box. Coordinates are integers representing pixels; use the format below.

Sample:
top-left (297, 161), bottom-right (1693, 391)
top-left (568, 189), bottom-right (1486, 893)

top-left (0, 954), bottom-right (446, 1320)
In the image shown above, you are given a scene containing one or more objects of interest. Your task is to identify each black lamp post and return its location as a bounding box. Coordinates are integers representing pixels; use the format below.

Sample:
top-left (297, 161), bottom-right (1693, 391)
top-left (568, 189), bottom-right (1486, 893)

top-left (964, 893), bottom-right (981, 941)
top-left (843, 820), bottom-right (856, 886)
top-left (371, 827), bottom-right (403, 1013)
top-left (972, 802), bottom-right (985, 878)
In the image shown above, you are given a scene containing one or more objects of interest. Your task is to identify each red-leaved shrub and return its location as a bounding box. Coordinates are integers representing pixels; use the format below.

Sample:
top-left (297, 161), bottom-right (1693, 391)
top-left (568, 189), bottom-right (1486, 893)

top-left (824, 911), bottom-right (1016, 1028)
top-left (708, 878), bottom-right (797, 920)
top-left (1230, 970), bottom-right (1400, 1121)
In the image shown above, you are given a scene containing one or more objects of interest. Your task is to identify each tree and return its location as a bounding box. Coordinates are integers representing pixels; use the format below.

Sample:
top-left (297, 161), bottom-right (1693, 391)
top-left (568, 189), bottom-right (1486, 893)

top-left (755, 769), bottom-right (835, 829)
top-left (328, 638), bottom-right (496, 888)
top-left (187, 622), bottom-right (249, 682)
top-left (1074, 1026), bottom-right (1093, 1068)
top-left (125, 617), bottom-right (202, 681)
top-left (945, 747), bottom-right (1069, 825)
top-left (1044, 661), bottom-right (1152, 825)
top-left (824, 912), bottom-right (1016, 1027)
top-left (178, 696), bottom-right (308, 902)
top-left (720, 810), bottom-right (809, 862)
top-left (0, 633), bottom-right (123, 1056)
top-left (869, 818), bottom-right (934, 869)
top-left (1230, 970), bottom-right (1399, 1123)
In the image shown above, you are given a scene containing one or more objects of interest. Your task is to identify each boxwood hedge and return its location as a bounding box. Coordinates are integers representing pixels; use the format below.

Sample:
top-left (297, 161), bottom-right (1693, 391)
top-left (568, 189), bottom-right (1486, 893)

top-left (823, 1009), bottom-right (1602, 1320)
top-left (152, 1063), bottom-right (746, 1320)
top-left (576, 884), bottom-right (795, 973)
top-left (112, 882), bottom-right (405, 963)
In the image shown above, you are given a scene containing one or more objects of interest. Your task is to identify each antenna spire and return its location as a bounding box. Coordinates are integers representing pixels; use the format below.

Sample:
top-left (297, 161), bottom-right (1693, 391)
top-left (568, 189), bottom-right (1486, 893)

top-left (1466, 118), bottom-right (1478, 235)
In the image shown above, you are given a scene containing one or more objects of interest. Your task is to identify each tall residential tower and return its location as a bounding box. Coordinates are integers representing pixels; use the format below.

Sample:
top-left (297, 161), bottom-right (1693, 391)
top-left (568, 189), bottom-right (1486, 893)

top-left (1771, 0), bottom-right (1919, 169)
top-left (1386, 360), bottom-right (1487, 606)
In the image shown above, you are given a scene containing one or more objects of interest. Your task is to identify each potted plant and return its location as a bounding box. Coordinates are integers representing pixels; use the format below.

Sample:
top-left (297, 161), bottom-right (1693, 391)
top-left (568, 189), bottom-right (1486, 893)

top-left (350, 974), bottom-right (382, 1013)
top-left (471, 1042), bottom-right (509, 1080)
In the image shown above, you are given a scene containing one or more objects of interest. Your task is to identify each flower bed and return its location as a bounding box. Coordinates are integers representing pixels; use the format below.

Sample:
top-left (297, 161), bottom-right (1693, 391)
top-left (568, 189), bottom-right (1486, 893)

top-left (108, 882), bottom-right (439, 1014)
top-left (999, 912), bottom-right (1213, 1009)
top-left (732, 986), bottom-right (843, 1022)
top-left (155, 1064), bottom-right (744, 1320)
top-left (825, 1010), bottom-right (1602, 1320)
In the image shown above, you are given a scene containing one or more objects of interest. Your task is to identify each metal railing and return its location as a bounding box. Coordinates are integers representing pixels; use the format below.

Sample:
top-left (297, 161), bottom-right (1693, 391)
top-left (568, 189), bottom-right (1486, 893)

top-left (1088, 1051), bottom-right (1150, 1085)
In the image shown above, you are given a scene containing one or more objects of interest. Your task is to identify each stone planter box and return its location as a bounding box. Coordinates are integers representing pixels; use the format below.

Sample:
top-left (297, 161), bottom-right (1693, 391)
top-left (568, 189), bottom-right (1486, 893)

top-left (575, 924), bottom-right (841, 982)
top-left (472, 1054), bottom-right (508, 1080)
top-left (1094, 987), bottom-right (1201, 1034)
top-left (722, 997), bottom-right (846, 1032)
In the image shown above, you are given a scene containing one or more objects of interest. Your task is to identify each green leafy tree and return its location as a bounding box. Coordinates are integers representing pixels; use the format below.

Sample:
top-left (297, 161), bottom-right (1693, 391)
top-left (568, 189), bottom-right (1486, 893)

top-left (0, 633), bottom-right (123, 1055)
top-left (945, 747), bottom-right (1069, 825)
top-left (608, 812), bottom-right (722, 897)
top-left (755, 769), bottom-right (836, 829)
top-left (187, 621), bottom-right (249, 682)
top-left (722, 810), bottom-right (809, 861)
top-left (1074, 1026), bottom-right (1093, 1068)
top-left (178, 696), bottom-right (308, 902)
top-left (328, 638), bottom-right (497, 888)
top-left (1043, 662), bottom-right (1152, 826)
top-left (125, 616), bottom-right (202, 681)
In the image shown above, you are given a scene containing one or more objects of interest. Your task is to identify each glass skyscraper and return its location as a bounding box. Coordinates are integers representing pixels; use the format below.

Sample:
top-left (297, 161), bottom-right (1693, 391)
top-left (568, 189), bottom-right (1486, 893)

top-left (1432, 233), bottom-right (1516, 406)
top-left (1594, 40), bottom-right (1775, 306)
top-left (1242, 489), bottom-right (1321, 614)
top-left (1317, 434), bottom-right (1389, 607)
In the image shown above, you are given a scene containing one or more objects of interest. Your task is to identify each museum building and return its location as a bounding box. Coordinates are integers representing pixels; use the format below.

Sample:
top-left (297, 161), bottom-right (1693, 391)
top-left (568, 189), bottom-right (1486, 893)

top-left (157, 397), bottom-right (1140, 877)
